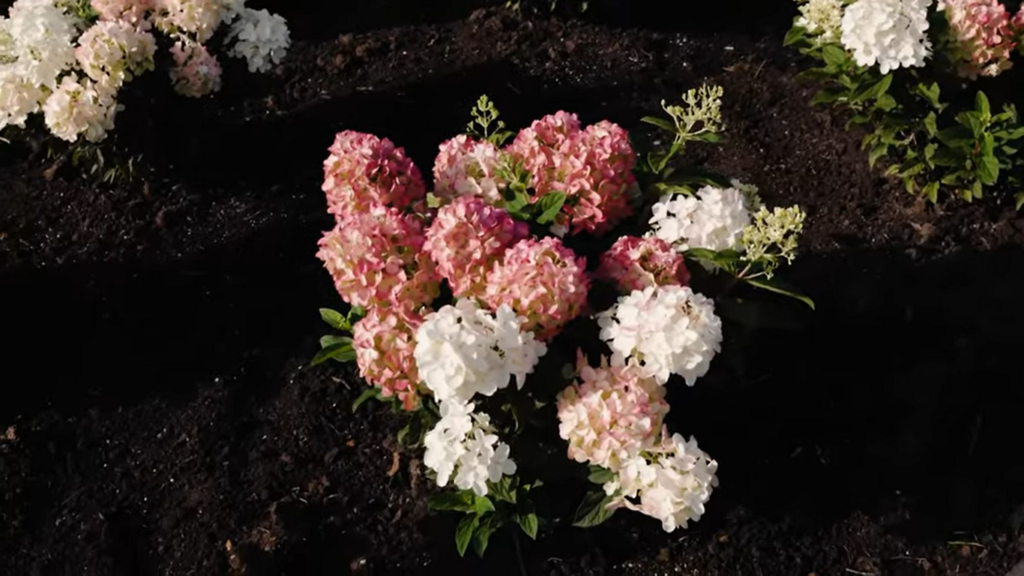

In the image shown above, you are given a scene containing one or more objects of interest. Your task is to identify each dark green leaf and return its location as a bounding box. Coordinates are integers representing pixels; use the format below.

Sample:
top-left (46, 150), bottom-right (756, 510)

top-left (867, 144), bottom-right (888, 168)
top-left (455, 514), bottom-right (479, 557)
top-left (427, 491), bottom-right (476, 513)
top-left (516, 511), bottom-right (539, 540)
top-left (536, 192), bottom-right (567, 225)
top-left (472, 515), bottom-right (501, 557)
top-left (744, 278), bottom-right (816, 310)
top-left (351, 387), bottom-right (381, 413)
top-left (640, 116), bottom-right (676, 133)
top-left (936, 126), bottom-right (974, 149)
top-left (874, 94), bottom-right (897, 112)
top-left (931, 146), bottom-right (965, 167)
top-left (572, 490), bottom-right (617, 528)
top-left (587, 465), bottom-right (616, 485)
top-left (811, 89), bottom-right (844, 106)
top-left (783, 25), bottom-right (806, 47)
top-left (489, 477), bottom-right (517, 504)
top-left (852, 74), bottom-right (892, 103)
top-left (922, 181), bottom-right (940, 203)
top-left (397, 422), bottom-right (411, 446)
top-left (319, 308), bottom-right (350, 331)
top-left (955, 111), bottom-right (983, 138)
top-left (311, 342), bottom-right (356, 366)
top-left (347, 305), bottom-right (366, 321)
top-left (846, 114), bottom-right (871, 129)
top-left (821, 45), bottom-right (847, 67)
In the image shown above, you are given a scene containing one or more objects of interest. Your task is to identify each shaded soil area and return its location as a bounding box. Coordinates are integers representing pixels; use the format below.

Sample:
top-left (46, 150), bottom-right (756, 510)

top-left (2, 5), bottom-right (1024, 575)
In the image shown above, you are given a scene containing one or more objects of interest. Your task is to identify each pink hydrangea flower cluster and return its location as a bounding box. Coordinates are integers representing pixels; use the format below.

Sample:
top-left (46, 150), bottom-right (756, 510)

top-left (91, 0), bottom-right (152, 28)
top-left (424, 195), bottom-right (528, 299)
top-left (316, 204), bottom-right (440, 312)
top-left (596, 236), bottom-right (690, 293)
top-left (1014, 6), bottom-right (1024, 30)
top-left (940, 0), bottom-right (1018, 78)
top-left (557, 353), bottom-right (669, 471)
top-left (433, 135), bottom-right (506, 204)
top-left (483, 236), bottom-right (590, 341)
top-left (352, 307), bottom-right (423, 410)
top-left (168, 40), bottom-right (222, 97)
top-left (506, 112), bottom-right (637, 236)
top-left (322, 130), bottom-right (427, 218)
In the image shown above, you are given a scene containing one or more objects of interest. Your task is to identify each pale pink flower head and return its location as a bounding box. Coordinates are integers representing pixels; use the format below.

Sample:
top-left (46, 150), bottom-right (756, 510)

top-left (352, 306), bottom-right (423, 411)
top-left (315, 204), bottom-right (440, 312)
top-left (940, 0), bottom-right (1018, 78)
top-left (506, 113), bottom-right (636, 235)
top-left (596, 236), bottom-right (689, 293)
top-left (168, 40), bottom-right (221, 98)
top-left (433, 135), bottom-right (506, 204)
top-left (557, 352), bottom-right (669, 470)
top-left (322, 130), bottom-right (426, 219)
top-left (483, 236), bottom-right (589, 341)
top-left (91, 0), bottom-right (152, 28)
top-left (1014, 5), bottom-right (1024, 30)
top-left (424, 195), bottom-right (529, 299)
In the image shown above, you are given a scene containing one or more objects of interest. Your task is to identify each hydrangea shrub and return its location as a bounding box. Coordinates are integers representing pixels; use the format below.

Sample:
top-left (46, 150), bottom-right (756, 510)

top-left (312, 90), bottom-right (813, 558)
top-left (787, 0), bottom-right (1024, 206)
top-left (0, 0), bottom-right (291, 145)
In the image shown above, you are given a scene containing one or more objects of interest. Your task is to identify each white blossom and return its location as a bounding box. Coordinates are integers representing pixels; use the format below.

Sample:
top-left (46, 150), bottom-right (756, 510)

top-left (75, 20), bottom-right (156, 89)
top-left (226, 7), bottom-right (290, 73)
top-left (648, 185), bottom-right (751, 252)
top-left (42, 73), bottom-right (120, 142)
top-left (3, 0), bottom-right (77, 89)
top-left (414, 299), bottom-right (546, 403)
top-left (796, 0), bottom-right (845, 44)
top-left (153, 0), bottom-right (223, 43)
top-left (840, 0), bottom-right (933, 73)
top-left (423, 400), bottom-right (517, 496)
top-left (596, 285), bottom-right (723, 386)
top-left (605, 434), bottom-right (718, 533)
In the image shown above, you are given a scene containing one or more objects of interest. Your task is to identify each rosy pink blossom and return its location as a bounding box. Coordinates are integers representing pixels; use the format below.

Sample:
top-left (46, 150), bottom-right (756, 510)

top-left (940, 0), bottom-right (1018, 78)
top-left (424, 195), bottom-right (529, 299)
top-left (596, 236), bottom-right (689, 293)
top-left (91, 0), bottom-right (152, 28)
top-left (322, 130), bottom-right (426, 219)
top-left (483, 236), bottom-right (589, 341)
top-left (168, 40), bottom-right (221, 97)
top-left (506, 112), bottom-right (636, 235)
top-left (316, 204), bottom-right (440, 312)
top-left (352, 307), bottom-right (423, 410)
top-left (433, 135), bottom-right (506, 204)
top-left (557, 352), bottom-right (669, 470)
top-left (1014, 6), bottom-right (1024, 30)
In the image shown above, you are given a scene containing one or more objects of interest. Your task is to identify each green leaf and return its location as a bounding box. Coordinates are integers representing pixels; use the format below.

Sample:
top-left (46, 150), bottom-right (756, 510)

top-left (572, 490), bottom-right (617, 528)
top-left (587, 465), bottom-right (615, 485)
top-left (999, 127), bottom-right (1024, 141)
top-left (489, 477), bottom-right (517, 504)
top-left (923, 112), bottom-right (938, 137)
top-left (936, 126), bottom-right (974, 149)
top-left (351, 387), bottom-right (381, 413)
top-left (955, 111), bottom-right (983, 138)
top-left (931, 146), bottom-right (965, 167)
top-left (640, 116), bottom-right (676, 133)
top-left (472, 515), bottom-right (501, 557)
top-left (536, 192), bottom-right (567, 225)
top-left (853, 74), bottom-right (892, 103)
top-left (311, 342), bottom-right (356, 366)
top-left (319, 308), bottom-right (350, 331)
top-left (971, 179), bottom-right (984, 199)
top-left (867, 144), bottom-right (888, 168)
top-left (821, 45), bottom-right (847, 68)
top-left (922, 181), bottom-right (940, 203)
top-left (396, 422), bottom-right (411, 446)
top-left (811, 89), bottom-right (844, 106)
top-left (846, 114), bottom-right (871, 129)
top-left (744, 278), bottom-right (816, 310)
top-left (783, 25), bottom-right (806, 47)
top-left (684, 248), bottom-right (742, 272)
top-left (874, 94), bottom-right (897, 112)
top-left (516, 511), bottom-right (539, 540)
top-left (473, 495), bottom-right (496, 514)
top-left (915, 81), bottom-right (942, 109)
top-left (1015, 192), bottom-right (1024, 211)
top-left (455, 514), bottom-right (479, 557)
top-left (698, 132), bottom-right (724, 143)
top-left (977, 154), bottom-right (999, 185)
top-left (428, 491), bottom-right (477, 513)
top-left (319, 335), bottom-right (352, 348)
top-left (976, 91), bottom-right (991, 119)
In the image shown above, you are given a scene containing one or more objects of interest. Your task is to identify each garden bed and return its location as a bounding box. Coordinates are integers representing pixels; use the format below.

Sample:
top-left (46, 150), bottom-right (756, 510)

top-left (1, 5), bottom-right (1023, 575)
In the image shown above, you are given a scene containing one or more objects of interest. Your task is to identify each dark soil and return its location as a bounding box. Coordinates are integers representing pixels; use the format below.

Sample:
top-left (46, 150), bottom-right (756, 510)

top-left (2, 4), bottom-right (1024, 575)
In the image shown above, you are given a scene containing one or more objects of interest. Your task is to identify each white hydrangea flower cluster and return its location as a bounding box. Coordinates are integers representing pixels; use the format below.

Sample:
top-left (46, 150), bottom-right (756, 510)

top-left (0, 0), bottom-right (290, 143)
top-left (795, 0), bottom-right (845, 45)
top-left (596, 285), bottom-right (723, 386)
top-left (840, 0), bottom-right (933, 73)
top-left (225, 7), bottom-right (290, 73)
top-left (416, 299), bottom-right (547, 497)
top-left (75, 20), bottom-right (156, 89)
top-left (648, 185), bottom-right (751, 252)
top-left (414, 299), bottom-right (547, 403)
top-left (423, 401), bottom-right (518, 496)
top-left (602, 433), bottom-right (718, 533)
